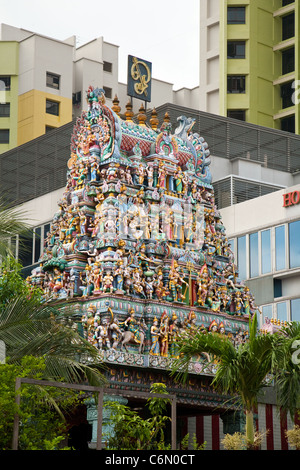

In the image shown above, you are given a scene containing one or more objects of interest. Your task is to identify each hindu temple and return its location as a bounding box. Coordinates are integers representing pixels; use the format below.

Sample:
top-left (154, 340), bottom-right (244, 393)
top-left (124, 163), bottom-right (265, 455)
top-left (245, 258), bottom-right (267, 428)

top-left (28, 86), bottom-right (259, 447)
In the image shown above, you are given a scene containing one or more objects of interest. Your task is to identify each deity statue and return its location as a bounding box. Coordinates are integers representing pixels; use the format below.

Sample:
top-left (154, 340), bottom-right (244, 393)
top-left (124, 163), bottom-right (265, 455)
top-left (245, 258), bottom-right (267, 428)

top-left (149, 317), bottom-right (160, 356)
top-left (159, 311), bottom-right (169, 357)
top-left (168, 312), bottom-right (181, 358)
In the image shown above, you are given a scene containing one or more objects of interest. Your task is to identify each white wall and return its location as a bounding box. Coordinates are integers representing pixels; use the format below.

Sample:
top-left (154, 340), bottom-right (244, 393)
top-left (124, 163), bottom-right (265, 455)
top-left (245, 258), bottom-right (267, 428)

top-left (220, 183), bottom-right (300, 238)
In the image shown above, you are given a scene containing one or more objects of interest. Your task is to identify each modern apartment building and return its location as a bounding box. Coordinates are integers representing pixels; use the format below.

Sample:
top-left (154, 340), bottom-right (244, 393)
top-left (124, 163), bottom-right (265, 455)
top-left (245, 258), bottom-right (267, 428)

top-left (0, 23), bottom-right (198, 154)
top-left (199, 0), bottom-right (300, 134)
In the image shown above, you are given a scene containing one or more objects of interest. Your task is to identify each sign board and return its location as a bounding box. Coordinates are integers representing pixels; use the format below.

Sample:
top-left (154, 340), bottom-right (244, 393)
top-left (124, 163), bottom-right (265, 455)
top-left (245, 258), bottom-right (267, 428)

top-left (283, 190), bottom-right (300, 207)
top-left (127, 55), bottom-right (152, 102)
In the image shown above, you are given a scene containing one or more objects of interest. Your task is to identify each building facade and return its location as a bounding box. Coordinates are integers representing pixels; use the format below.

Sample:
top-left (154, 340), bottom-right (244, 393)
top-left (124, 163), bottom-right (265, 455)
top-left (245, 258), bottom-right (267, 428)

top-left (0, 24), bottom-right (198, 154)
top-left (199, 0), bottom-right (300, 134)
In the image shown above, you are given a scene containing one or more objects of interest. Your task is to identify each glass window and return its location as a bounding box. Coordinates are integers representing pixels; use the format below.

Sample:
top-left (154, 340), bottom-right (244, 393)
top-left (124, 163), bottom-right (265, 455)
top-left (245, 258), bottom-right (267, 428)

top-left (262, 305), bottom-right (273, 326)
top-left (18, 232), bottom-right (33, 267)
top-left (282, 13), bottom-right (295, 41)
top-left (46, 72), bottom-right (60, 90)
top-left (103, 61), bottom-right (113, 73)
top-left (227, 110), bottom-right (246, 121)
top-left (0, 103), bottom-right (10, 117)
top-left (289, 220), bottom-right (300, 268)
top-left (227, 41), bottom-right (246, 59)
top-left (261, 229), bottom-right (271, 274)
top-left (0, 76), bottom-right (11, 91)
top-left (227, 75), bottom-right (246, 94)
top-left (46, 99), bottom-right (59, 116)
top-left (277, 301), bottom-right (287, 322)
top-left (281, 81), bottom-right (294, 108)
top-left (227, 7), bottom-right (246, 24)
top-left (282, 47), bottom-right (295, 75)
top-left (291, 298), bottom-right (300, 322)
top-left (249, 232), bottom-right (259, 278)
top-left (281, 114), bottom-right (295, 133)
top-left (0, 129), bottom-right (9, 144)
top-left (103, 86), bottom-right (112, 99)
top-left (275, 225), bottom-right (286, 270)
top-left (34, 227), bottom-right (41, 264)
top-left (237, 235), bottom-right (247, 281)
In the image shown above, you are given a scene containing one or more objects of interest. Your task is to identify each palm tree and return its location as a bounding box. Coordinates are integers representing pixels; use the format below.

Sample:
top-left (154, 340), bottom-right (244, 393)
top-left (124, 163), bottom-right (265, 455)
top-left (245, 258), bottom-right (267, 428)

top-left (172, 314), bottom-right (276, 449)
top-left (0, 196), bottom-right (31, 259)
top-left (0, 293), bottom-right (106, 386)
top-left (0, 196), bottom-right (106, 387)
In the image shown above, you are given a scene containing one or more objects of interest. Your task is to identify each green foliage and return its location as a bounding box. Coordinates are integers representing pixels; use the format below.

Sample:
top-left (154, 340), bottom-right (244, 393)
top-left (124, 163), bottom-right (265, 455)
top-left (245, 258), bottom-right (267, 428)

top-left (103, 383), bottom-right (205, 451)
top-left (172, 312), bottom-right (300, 447)
top-left (0, 356), bottom-right (83, 450)
top-left (103, 398), bottom-right (171, 450)
top-left (0, 256), bottom-right (106, 386)
top-left (0, 256), bottom-right (42, 308)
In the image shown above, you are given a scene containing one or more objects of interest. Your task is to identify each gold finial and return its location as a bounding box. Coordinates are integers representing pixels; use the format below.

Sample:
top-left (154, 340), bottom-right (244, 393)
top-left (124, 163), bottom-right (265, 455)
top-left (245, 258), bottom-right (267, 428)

top-left (137, 103), bottom-right (147, 126)
top-left (112, 95), bottom-right (121, 115)
top-left (125, 100), bottom-right (134, 122)
top-left (150, 107), bottom-right (159, 130)
top-left (163, 111), bottom-right (170, 124)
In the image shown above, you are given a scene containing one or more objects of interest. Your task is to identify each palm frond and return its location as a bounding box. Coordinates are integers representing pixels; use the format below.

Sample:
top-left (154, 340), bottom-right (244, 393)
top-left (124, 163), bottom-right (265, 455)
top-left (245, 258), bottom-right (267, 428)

top-left (0, 294), bottom-right (107, 387)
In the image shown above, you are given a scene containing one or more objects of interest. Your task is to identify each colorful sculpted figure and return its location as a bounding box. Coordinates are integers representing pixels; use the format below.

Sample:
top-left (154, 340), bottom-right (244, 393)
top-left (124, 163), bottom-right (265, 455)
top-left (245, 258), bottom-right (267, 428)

top-left (124, 308), bottom-right (141, 344)
top-left (114, 260), bottom-right (124, 292)
top-left (101, 270), bottom-right (114, 293)
top-left (168, 260), bottom-right (187, 302)
top-left (159, 311), bottom-right (169, 357)
top-left (146, 164), bottom-right (154, 187)
top-left (157, 161), bottom-right (166, 188)
top-left (149, 317), bottom-right (160, 356)
top-left (174, 166), bottom-right (184, 193)
top-left (168, 312), bottom-right (181, 358)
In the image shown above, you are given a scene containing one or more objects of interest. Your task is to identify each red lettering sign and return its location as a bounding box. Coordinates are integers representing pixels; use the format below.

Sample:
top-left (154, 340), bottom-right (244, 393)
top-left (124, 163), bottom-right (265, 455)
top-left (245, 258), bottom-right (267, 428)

top-left (283, 191), bottom-right (300, 207)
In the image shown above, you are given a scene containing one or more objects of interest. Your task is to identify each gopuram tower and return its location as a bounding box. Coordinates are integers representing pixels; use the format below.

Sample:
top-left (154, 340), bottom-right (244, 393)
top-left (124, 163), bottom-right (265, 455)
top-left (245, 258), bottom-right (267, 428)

top-left (28, 86), bottom-right (259, 441)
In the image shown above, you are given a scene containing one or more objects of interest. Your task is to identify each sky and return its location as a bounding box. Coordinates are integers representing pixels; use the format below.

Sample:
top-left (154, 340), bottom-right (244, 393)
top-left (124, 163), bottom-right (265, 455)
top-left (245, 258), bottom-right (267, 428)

top-left (0, 0), bottom-right (200, 90)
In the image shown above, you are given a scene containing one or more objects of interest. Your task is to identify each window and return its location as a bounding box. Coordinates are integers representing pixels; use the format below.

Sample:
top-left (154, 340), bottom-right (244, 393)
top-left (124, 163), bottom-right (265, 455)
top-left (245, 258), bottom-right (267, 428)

top-left (282, 47), bottom-right (294, 75)
top-left (282, 13), bottom-right (295, 41)
top-left (291, 298), bottom-right (300, 322)
top-left (249, 232), bottom-right (259, 278)
top-left (103, 61), bottom-right (113, 73)
top-left (282, 0), bottom-right (294, 6)
top-left (237, 235), bottom-right (247, 281)
top-left (227, 75), bottom-right (246, 94)
top-left (227, 110), bottom-right (246, 121)
top-left (46, 99), bottom-right (59, 116)
top-left (227, 7), bottom-right (246, 24)
top-left (103, 86), bottom-right (112, 99)
top-left (0, 103), bottom-right (10, 117)
top-left (0, 76), bottom-right (11, 91)
top-left (275, 225), bottom-right (286, 270)
top-left (0, 129), bottom-right (9, 143)
top-left (281, 81), bottom-right (294, 108)
top-left (262, 305), bottom-right (273, 326)
top-left (46, 72), bottom-right (60, 90)
top-left (227, 41), bottom-right (246, 59)
top-left (281, 114), bottom-right (295, 133)
top-left (72, 91), bottom-right (82, 105)
top-left (274, 279), bottom-right (282, 298)
top-left (289, 220), bottom-right (300, 268)
top-left (261, 229), bottom-right (271, 274)
top-left (277, 302), bottom-right (287, 322)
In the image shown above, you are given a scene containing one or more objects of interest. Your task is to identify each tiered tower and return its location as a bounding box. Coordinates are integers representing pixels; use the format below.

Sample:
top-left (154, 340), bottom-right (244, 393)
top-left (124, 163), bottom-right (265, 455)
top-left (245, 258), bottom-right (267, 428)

top-left (28, 86), bottom-right (258, 377)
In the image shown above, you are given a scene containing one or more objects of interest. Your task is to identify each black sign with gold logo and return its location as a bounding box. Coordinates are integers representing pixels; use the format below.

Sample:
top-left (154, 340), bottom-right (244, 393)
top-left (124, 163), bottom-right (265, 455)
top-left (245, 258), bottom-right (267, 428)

top-left (127, 55), bottom-right (152, 102)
